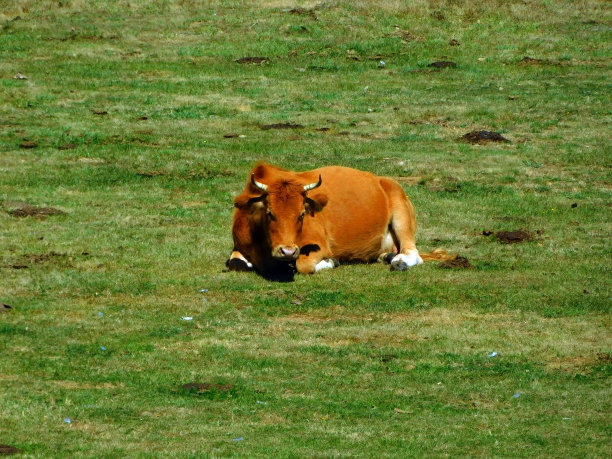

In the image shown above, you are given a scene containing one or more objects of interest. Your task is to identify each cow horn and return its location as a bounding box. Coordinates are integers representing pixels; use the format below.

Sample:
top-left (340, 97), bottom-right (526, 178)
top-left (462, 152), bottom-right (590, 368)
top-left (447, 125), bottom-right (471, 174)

top-left (251, 174), bottom-right (268, 192)
top-left (303, 174), bottom-right (322, 192)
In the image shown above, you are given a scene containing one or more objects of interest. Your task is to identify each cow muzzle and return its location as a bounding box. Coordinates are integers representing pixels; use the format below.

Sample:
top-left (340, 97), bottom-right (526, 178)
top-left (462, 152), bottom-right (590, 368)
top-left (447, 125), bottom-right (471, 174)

top-left (273, 245), bottom-right (300, 260)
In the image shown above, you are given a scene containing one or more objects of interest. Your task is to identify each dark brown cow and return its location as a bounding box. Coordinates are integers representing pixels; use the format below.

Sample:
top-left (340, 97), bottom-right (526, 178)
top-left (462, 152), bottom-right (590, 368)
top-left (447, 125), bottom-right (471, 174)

top-left (228, 162), bottom-right (423, 275)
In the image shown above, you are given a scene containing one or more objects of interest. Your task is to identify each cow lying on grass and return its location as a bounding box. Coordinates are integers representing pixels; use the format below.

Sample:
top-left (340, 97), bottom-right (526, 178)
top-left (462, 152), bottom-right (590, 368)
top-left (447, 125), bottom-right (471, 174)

top-left (228, 162), bottom-right (424, 276)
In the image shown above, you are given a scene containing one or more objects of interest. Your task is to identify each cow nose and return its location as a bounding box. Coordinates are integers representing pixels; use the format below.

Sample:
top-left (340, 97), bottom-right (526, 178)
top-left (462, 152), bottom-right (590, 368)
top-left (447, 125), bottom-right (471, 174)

top-left (276, 245), bottom-right (299, 259)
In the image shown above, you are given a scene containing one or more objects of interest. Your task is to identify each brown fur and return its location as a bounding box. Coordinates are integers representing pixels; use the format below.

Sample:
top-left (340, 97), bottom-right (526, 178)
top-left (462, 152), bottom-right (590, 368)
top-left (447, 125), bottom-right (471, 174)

top-left (230, 162), bottom-right (422, 274)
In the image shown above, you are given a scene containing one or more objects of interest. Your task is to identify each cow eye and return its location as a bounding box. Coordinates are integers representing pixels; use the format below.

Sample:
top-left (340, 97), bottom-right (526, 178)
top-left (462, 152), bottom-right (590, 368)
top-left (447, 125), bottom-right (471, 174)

top-left (298, 210), bottom-right (305, 221)
top-left (266, 208), bottom-right (275, 220)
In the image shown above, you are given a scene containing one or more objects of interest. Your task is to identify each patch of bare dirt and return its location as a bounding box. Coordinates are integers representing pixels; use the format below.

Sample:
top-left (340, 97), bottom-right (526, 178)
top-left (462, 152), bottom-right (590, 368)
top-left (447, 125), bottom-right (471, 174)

top-left (0, 444), bottom-right (22, 455)
top-left (432, 10), bottom-right (445, 20)
top-left (428, 61), bottom-right (456, 69)
top-left (461, 130), bottom-right (510, 144)
top-left (519, 56), bottom-right (543, 65)
top-left (438, 255), bottom-right (472, 269)
top-left (19, 140), bottom-right (37, 149)
top-left (390, 28), bottom-right (423, 42)
top-left (179, 382), bottom-right (235, 394)
top-left (4, 251), bottom-right (74, 270)
top-left (260, 122), bottom-right (304, 130)
top-left (1, 304), bottom-right (13, 313)
top-left (7, 205), bottom-right (64, 219)
top-left (597, 352), bottom-right (611, 363)
top-left (545, 355), bottom-right (597, 373)
top-left (286, 7), bottom-right (317, 20)
top-left (235, 56), bottom-right (269, 64)
top-left (427, 177), bottom-right (462, 193)
top-left (494, 230), bottom-right (532, 244)
top-left (418, 249), bottom-right (471, 268)
top-left (137, 170), bottom-right (164, 177)
top-left (449, 39), bottom-right (460, 46)
top-left (92, 109), bottom-right (108, 115)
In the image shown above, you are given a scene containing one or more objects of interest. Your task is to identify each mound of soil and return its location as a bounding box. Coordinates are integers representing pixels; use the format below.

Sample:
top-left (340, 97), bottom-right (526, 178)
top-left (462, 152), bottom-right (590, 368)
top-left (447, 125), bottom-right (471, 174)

top-left (461, 130), bottom-right (509, 144)
top-left (5, 251), bottom-right (73, 270)
top-left (8, 205), bottom-right (64, 219)
top-left (495, 230), bottom-right (532, 244)
top-left (519, 56), bottom-right (543, 65)
top-left (235, 57), bottom-right (269, 64)
top-left (428, 61), bottom-right (457, 68)
top-left (19, 140), bottom-right (38, 149)
top-left (180, 382), bottom-right (235, 394)
top-left (260, 122), bottom-right (304, 130)
top-left (137, 170), bottom-right (165, 177)
top-left (438, 255), bottom-right (472, 269)
top-left (287, 7), bottom-right (317, 20)
top-left (0, 444), bottom-right (23, 455)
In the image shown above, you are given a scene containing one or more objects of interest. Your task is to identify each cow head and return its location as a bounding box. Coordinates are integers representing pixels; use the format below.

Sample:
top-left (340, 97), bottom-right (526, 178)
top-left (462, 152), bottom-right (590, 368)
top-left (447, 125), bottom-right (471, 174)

top-left (234, 166), bottom-right (327, 262)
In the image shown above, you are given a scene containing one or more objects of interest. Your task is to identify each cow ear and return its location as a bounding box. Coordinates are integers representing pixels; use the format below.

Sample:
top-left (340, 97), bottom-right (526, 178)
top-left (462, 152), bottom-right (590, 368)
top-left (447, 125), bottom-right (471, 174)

top-left (234, 192), bottom-right (266, 209)
top-left (305, 192), bottom-right (328, 215)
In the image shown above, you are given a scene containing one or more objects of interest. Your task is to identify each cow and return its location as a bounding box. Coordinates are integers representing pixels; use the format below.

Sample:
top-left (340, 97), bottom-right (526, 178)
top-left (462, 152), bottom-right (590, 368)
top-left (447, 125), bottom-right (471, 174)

top-left (227, 162), bottom-right (424, 276)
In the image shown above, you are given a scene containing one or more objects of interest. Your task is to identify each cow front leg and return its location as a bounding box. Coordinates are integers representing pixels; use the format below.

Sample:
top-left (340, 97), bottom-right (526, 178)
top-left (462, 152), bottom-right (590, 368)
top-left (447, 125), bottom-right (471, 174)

top-left (295, 243), bottom-right (337, 274)
top-left (296, 255), bottom-right (338, 274)
top-left (226, 250), bottom-right (254, 271)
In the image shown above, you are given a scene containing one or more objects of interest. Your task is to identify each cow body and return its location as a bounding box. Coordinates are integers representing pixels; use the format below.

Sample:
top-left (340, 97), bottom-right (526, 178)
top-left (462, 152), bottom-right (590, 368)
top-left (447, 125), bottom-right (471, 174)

top-left (228, 162), bottom-right (422, 275)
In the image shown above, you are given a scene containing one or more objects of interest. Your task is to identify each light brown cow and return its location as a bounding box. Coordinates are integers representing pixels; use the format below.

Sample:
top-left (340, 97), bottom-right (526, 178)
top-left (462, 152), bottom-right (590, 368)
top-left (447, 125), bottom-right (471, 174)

top-left (228, 162), bottom-right (423, 275)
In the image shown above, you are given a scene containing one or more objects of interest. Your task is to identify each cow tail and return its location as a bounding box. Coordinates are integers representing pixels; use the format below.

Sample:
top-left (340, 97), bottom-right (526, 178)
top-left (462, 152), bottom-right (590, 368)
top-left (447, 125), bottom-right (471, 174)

top-left (419, 248), bottom-right (457, 262)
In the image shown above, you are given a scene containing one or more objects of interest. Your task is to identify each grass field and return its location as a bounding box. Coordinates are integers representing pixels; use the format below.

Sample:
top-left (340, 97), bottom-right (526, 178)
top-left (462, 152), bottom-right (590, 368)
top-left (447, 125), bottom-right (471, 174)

top-left (1, 0), bottom-right (610, 456)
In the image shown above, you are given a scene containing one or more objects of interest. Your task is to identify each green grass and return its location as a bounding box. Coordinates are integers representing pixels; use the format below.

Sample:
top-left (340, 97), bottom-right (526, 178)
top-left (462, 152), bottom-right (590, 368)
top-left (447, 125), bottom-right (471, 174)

top-left (1, 0), bottom-right (610, 456)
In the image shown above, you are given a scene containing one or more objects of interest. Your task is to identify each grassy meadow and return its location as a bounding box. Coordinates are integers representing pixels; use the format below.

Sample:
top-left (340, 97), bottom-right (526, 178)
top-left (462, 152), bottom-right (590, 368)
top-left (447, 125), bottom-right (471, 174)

top-left (1, 0), bottom-right (610, 456)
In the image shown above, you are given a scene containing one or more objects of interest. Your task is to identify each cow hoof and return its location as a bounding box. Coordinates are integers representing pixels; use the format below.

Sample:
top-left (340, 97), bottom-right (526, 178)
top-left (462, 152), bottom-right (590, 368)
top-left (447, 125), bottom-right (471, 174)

top-left (227, 257), bottom-right (253, 272)
top-left (314, 258), bottom-right (338, 272)
top-left (390, 252), bottom-right (422, 271)
top-left (379, 252), bottom-right (395, 264)
top-left (390, 261), bottom-right (408, 271)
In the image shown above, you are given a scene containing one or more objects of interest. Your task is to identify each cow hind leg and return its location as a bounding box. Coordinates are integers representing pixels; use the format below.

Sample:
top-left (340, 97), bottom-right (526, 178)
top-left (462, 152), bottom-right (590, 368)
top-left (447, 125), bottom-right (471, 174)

top-left (226, 250), bottom-right (254, 271)
top-left (380, 179), bottom-right (423, 271)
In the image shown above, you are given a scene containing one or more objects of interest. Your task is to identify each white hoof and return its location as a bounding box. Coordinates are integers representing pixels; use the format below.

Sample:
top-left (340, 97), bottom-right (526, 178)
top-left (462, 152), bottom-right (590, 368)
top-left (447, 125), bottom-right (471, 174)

top-left (227, 253), bottom-right (253, 271)
top-left (390, 252), bottom-right (423, 271)
top-left (314, 258), bottom-right (338, 272)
